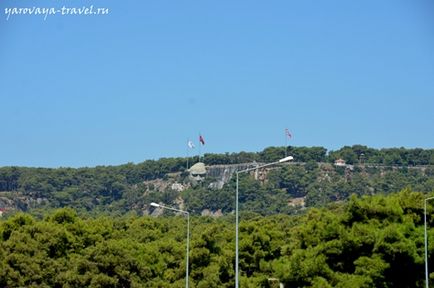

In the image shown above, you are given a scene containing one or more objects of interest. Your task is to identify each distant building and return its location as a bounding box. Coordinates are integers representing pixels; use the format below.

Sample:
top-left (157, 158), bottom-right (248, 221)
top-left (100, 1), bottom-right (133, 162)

top-left (334, 159), bottom-right (346, 167)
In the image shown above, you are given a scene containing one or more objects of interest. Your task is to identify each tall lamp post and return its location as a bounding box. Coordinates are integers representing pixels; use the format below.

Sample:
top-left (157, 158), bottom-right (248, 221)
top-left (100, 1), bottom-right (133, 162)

top-left (425, 196), bottom-right (434, 288)
top-left (235, 155), bottom-right (294, 288)
top-left (150, 202), bottom-right (190, 288)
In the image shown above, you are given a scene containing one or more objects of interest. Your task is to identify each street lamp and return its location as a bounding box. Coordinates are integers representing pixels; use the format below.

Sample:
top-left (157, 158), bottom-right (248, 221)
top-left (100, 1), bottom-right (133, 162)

top-left (425, 196), bottom-right (434, 288)
top-left (235, 155), bottom-right (294, 288)
top-left (151, 202), bottom-right (190, 288)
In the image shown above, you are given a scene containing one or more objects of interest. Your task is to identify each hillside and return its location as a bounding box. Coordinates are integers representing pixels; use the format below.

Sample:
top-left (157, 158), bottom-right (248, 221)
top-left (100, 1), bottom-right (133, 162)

top-left (1, 145), bottom-right (434, 287)
top-left (0, 145), bottom-right (433, 217)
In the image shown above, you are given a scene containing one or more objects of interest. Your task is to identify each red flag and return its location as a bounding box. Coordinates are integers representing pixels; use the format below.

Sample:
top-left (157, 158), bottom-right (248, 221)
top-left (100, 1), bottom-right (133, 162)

top-left (199, 135), bottom-right (205, 145)
top-left (285, 128), bottom-right (292, 139)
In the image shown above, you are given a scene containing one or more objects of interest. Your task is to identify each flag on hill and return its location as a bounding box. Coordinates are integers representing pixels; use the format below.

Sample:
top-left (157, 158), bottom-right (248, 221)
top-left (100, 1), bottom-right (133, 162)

top-left (285, 128), bottom-right (292, 139)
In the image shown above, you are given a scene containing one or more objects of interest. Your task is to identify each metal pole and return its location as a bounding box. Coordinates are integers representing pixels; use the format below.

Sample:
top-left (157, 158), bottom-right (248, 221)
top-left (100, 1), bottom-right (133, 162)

top-left (187, 140), bottom-right (190, 170)
top-left (426, 198), bottom-right (428, 288)
top-left (423, 197), bottom-right (434, 288)
top-left (285, 133), bottom-right (288, 157)
top-left (186, 212), bottom-right (190, 288)
top-left (151, 203), bottom-right (190, 288)
top-left (425, 197), bottom-right (434, 288)
top-left (235, 172), bottom-right (239, 288)
top-left (234, 157), bottom-right (293, 288)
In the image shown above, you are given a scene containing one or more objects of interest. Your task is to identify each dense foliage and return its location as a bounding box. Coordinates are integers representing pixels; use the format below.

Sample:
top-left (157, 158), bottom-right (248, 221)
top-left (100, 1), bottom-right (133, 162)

top-left (203, 145), bottom-right (434, 166)
top-left (1, 190), bottom-right (434, 287)
top-left (0, 146), bottom-right (434, 216)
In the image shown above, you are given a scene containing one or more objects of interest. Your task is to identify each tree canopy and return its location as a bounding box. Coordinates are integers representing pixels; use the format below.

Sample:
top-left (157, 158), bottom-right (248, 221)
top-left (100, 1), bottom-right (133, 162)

top-left (1, 189), bottom-right (434, 287)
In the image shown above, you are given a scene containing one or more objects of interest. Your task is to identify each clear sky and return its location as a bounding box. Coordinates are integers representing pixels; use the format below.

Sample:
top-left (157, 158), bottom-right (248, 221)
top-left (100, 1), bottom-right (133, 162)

top-left (1, 0), bottom-right (434, 168)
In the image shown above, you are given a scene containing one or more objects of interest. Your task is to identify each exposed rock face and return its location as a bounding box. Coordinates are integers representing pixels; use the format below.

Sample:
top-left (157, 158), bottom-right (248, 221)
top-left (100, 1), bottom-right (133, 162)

top-left (0, 196), bottom-right (14, 209)
top-left (208, 181), bottom-right (225, 190)
top-left (0, 194), bottom-right (40, 212)
top-left (288, 197), bottom-right (306, 208)
top-left (171, 183), bottom-right (185, 192)
top-left (206, 163), bottom-right (260, 189)
top-left (175, 197), bottom-right (185, 211)
top-left (0, 196), bottom-right (14, 216)
top-left (150, 206), bottom-right (164, 216)
top-left (201, 209), bottom-right (223, 217)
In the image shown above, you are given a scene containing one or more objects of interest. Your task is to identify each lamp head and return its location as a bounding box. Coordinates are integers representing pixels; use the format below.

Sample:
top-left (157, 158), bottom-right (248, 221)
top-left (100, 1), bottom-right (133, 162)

top-left (150, 202), bottom-right (160, 208)
top-left (279, 156), bottom-right (294, 163)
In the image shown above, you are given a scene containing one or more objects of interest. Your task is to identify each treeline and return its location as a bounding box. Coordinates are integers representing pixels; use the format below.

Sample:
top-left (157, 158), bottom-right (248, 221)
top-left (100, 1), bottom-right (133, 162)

top-left (203, 145), bottom-right (434, 166)
top-left (1, 190), bottom-right (434, 287)
top-left (327, 145), bottom-right (434, 166)
top-left (0, 146), bottom-right (434, 215)
top-left (1, 145), bottom-right (433, 191)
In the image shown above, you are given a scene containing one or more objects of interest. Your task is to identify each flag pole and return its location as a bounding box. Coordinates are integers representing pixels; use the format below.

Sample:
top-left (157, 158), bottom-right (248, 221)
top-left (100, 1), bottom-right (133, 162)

top-left (285, 129), bottom-right (288, 157)
top-left (285, 128), bottom-right (292, 157)
top-left (186, 139), bottom-right (190, 170)
top-left (198, 133), bottom-right (201, 162)
top-left (198, 134), bottom-right (206, 162)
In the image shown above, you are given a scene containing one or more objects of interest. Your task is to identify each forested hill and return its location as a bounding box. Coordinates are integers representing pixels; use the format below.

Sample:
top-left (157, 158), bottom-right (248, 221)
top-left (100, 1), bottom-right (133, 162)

top-left (0, 145), bottom-right (434, 216)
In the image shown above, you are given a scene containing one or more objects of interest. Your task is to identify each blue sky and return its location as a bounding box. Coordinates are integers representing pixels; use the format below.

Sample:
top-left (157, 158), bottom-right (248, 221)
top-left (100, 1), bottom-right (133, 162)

top-left (1, 0), bottom-right (433, 168)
